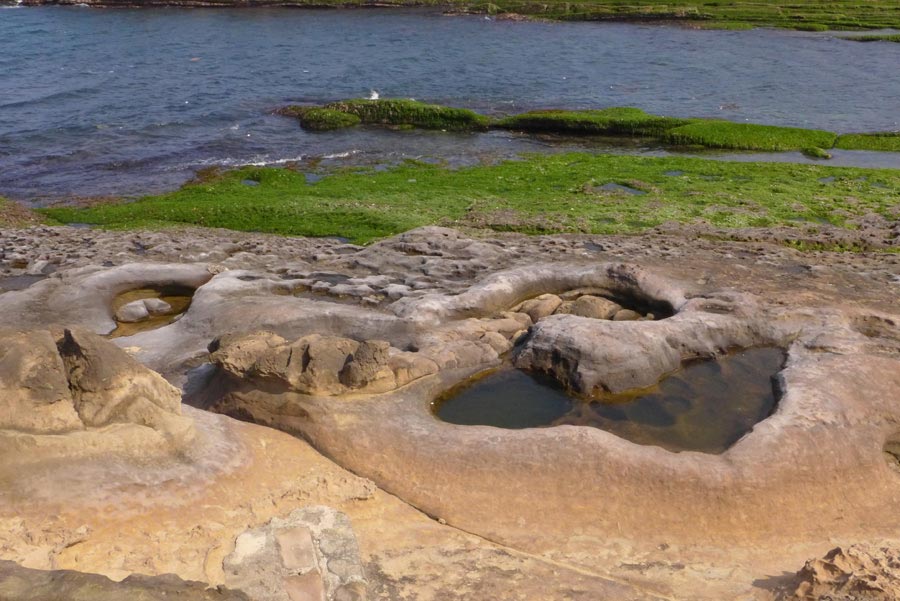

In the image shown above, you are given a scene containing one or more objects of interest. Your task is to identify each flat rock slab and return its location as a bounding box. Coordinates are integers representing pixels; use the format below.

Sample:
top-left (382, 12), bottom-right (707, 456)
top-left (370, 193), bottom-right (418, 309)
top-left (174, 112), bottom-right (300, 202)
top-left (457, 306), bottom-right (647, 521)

top-left (224, 506), bottom-right (367, 601)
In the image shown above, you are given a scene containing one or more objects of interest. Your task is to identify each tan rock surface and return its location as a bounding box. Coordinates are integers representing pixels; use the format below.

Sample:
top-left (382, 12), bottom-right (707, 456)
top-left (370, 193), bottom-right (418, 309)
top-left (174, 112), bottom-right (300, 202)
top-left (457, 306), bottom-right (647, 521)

top-left (786, 544), bottom-right (900, 601)
top-left (1, 226), bottom-right (899, 600)
top-left (0, 328), bottom-right (82, 434)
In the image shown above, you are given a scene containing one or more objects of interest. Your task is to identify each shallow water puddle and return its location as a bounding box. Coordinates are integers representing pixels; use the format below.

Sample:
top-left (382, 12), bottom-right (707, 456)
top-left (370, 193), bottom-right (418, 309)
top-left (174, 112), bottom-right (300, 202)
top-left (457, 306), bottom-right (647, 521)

top-left (108, 285), bottom-right (195, 338)
top-left (0, 274), bottom-right (47, 292)
top-left (434, 347), bottom-right (785, 454)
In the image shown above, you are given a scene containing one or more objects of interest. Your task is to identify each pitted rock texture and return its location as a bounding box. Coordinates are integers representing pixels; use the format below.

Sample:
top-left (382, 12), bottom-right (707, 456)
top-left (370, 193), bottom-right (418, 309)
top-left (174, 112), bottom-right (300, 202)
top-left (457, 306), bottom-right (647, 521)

top-left (787, 545), bottom-right (900, 601)
top-left (224, 506), bottom-right (367, 601)
top-left (0, 327), bottom-right (195, 458)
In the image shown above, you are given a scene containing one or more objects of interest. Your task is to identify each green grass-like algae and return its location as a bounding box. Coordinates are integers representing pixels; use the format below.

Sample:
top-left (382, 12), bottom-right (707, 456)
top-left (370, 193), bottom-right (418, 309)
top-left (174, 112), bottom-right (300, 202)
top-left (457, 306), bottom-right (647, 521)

top-left (41, 154), bottom-right (900, 245)
top-left (835, 133), bottom-right (900, 152)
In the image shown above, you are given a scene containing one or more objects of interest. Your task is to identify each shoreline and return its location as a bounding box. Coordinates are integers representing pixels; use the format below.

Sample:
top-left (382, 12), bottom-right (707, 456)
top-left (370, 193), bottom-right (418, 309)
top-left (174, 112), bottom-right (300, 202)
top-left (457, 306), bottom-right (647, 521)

top-left (6, 0), bottom-right (900, 31)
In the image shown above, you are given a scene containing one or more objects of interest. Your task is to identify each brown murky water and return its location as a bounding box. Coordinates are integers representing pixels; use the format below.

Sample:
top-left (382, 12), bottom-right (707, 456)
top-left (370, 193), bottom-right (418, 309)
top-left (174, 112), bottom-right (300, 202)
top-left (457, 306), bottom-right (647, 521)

top-left (108, 285), bottom-right (194, 338)
top-left (434, 347), bottom-right (785, 454)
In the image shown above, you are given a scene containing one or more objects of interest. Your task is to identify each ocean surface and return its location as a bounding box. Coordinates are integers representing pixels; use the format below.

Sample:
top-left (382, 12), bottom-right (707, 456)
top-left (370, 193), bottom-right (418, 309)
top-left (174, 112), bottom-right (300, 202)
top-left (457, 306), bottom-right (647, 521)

top-left (2, 7), bottom-right (899, 202)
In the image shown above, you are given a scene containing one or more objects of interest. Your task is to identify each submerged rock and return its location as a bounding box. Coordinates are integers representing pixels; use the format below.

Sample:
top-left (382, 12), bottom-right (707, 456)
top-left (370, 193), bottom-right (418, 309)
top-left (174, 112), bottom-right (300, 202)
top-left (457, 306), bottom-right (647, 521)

top-left (555, 294), bottom-right (621, 319)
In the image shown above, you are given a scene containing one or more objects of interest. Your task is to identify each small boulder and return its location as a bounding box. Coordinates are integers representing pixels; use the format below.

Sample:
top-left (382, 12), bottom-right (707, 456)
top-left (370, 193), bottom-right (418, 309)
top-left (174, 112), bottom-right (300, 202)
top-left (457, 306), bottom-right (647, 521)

top-left (57, 328), bottom-right (194, 446)
top-left (143, 297), bottom-right (172, 315)
top-left (515, 294), bottom-right (563, 322)
top-left (557, 295), bottom-right (621, 320)
top-left (211, 332), bottom-right (436, 396)
top-left (340, 340), bottom-right (392, 389)
top-left (115, 300), bottom-right (150, 323)
top-left (612, 309), bottom-right (643, 321)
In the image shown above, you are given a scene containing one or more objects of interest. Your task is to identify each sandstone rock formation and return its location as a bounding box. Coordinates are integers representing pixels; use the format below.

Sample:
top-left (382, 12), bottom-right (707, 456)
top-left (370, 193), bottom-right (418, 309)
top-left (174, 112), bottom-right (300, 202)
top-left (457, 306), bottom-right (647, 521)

top-left (787, 545), bottom-right (900, 601)
top-left (209, 331), bottom-right (438, 396)
top-left (2, 225), bottom-right (900, 601)
top-left (0, 327), bottom-right (195, 462)
top-left (0, 329), bottom-right (82, 434)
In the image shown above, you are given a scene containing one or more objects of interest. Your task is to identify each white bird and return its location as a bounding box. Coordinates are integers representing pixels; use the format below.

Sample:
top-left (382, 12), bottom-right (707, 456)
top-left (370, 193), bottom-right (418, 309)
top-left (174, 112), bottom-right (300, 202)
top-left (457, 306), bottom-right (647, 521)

top-left (368, 90), bottom-right (380, 100)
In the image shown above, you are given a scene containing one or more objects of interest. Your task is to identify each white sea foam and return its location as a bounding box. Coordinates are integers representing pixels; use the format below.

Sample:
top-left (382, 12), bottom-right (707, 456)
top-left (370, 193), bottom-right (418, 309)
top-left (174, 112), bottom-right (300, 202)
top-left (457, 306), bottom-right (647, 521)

top-left (322, 150), bottom-right (359, 159)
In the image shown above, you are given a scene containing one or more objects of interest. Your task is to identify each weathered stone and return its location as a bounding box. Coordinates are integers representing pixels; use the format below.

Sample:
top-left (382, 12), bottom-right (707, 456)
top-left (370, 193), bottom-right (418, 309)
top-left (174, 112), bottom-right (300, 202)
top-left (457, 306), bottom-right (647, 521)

top-left (143, 297), bottom-right (172, 315)
top-left (116, 299), bottom-right (151, 323)
top-left (612, 309), bottom-right (642, 321)
top-left (515, 293), bottom-right (562, 322)
top-left (277, 527), bottom-right (318, 573)
top-left (25, 259), bottom-right (50, 276)
top-left (284, 572), bottom-right (325, 601)
top-left (57, 328), bottom-right (194, 446)
top-left (0, 329), bottom-right (82, 433)
top-left (211, 332), bottom-right (436, 397)
top-left (339, 340), bottom-right (391, 389)
top-left (555, 295), bottom-right (621, 320)
top-left (224, 506), bottom-right (366, 601)
top-left (788, 545), bottom-right (900, 601)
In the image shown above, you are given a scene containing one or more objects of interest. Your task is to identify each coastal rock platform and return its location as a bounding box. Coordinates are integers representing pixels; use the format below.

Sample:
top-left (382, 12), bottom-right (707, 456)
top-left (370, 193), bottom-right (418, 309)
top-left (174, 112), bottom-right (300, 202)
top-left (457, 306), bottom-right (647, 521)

top-left (1, 224), bottom-right (899, 600)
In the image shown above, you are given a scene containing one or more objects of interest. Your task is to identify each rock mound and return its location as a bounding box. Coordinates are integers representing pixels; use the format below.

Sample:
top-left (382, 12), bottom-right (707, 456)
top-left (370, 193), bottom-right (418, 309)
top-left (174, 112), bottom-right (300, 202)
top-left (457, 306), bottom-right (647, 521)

top-left (0, 327), bottom-right (195, 461)
top-left (787, 545), bottom-right (900, 601)
top-left (209, 331), bottom-right (438, 396)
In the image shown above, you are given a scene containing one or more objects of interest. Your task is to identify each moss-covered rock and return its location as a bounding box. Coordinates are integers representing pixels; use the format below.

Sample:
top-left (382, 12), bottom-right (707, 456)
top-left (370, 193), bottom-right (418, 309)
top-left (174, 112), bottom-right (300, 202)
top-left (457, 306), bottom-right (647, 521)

top-left (495, 107), bottom-right (693, 137)
top-left (324, 98), bottom-right (491, 131)
top-left (802, 147), bottom-right (832, 159)
top-left (835, 132), bottom-right (900, 152)
top-left (298, 108), bottom-right (362, 131)
top-left (664, 121), bottom-right (837, 152)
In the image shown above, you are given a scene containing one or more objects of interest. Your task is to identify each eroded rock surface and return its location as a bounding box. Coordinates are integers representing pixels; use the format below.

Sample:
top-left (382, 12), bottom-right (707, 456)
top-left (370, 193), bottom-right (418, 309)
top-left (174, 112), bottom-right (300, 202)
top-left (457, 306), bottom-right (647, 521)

top-left (224, 506), bottom-right (367, 601)
top-left (0, 327), bottom-right (195, 460)
top-left (786, 545), bottom-right (900, 601)
top-left (1, 225), bottom-right (900, 601)
top-left (210, 332), bottom-right (438, 396)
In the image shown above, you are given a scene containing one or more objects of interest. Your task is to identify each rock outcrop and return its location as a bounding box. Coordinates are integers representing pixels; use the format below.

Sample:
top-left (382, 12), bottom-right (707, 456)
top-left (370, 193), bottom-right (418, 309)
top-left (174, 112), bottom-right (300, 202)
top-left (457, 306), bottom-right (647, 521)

top-left (0, 327), bottom-right (195, 461)
top-left (787, 545), bottom-right (900, 601)
top-left (0, 329), bottom-right (83, 434)
top-left (209, 331), bottom-right (438, 396)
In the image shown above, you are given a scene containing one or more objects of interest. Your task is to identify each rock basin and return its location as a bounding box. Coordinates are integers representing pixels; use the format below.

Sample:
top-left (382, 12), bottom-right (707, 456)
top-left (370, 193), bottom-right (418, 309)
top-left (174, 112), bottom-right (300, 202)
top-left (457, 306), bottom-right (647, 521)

top-left (434, 347), bottom-right (786, 454)
top-left (109, 284), bottom-right (196, 338)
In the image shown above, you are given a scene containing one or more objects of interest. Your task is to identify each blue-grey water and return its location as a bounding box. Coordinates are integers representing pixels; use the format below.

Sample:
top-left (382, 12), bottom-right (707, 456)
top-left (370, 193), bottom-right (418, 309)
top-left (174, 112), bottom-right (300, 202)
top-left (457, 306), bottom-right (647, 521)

top-left (1, 7), bottom-right (899, 202)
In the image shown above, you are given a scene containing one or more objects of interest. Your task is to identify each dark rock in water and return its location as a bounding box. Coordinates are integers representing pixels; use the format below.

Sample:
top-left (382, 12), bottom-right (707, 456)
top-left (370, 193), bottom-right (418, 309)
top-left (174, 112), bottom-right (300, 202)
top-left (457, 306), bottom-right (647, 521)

top-left (0, 560), bottom-right (250, 601)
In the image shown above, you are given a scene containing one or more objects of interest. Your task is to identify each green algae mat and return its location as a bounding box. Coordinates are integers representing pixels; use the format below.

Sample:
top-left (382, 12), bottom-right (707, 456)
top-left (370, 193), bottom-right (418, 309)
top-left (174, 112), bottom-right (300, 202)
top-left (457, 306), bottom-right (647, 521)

top-left (43, 154), bottom-right (900, 246)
